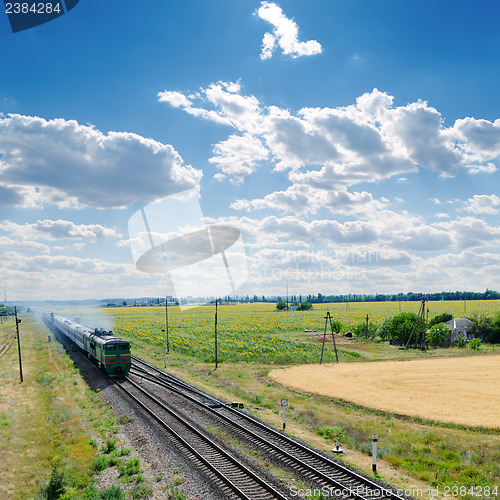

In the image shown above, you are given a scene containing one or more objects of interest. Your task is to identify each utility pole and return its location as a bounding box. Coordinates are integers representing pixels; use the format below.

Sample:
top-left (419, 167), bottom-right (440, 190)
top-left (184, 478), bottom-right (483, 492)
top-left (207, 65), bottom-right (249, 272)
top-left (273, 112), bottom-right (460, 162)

top-left (214, 299), bottom-right (218, 370)
top-left (15, 306), bottom-right (23, 383)
top-left (165, 297), bottom-right (169, 353)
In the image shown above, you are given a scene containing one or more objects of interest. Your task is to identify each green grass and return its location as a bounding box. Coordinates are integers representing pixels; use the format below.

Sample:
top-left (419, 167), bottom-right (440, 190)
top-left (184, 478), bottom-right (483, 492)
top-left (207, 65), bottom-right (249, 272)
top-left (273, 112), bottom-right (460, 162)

top-left (0, 318), bottom-right (119, 499)
top-left (23, 304), bottom-right (500, 498)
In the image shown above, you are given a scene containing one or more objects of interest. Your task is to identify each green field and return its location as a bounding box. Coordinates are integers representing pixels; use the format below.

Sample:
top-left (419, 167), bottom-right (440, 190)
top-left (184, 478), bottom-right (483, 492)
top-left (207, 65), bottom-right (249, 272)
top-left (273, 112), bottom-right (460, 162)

top-left (83, 300), bottom-right (500, 364)
top-left (44, 300), bottom-right (500, 498)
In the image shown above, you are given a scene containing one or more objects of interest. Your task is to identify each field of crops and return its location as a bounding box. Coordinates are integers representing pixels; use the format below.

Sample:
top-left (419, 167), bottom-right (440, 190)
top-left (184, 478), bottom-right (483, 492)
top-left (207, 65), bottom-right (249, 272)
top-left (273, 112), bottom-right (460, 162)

top-left (70, 299), bottom-right (500, 364)
top-left (102, 304), bottom-right (358, 364)
top-left (270, 355), bottom-right (500, 428)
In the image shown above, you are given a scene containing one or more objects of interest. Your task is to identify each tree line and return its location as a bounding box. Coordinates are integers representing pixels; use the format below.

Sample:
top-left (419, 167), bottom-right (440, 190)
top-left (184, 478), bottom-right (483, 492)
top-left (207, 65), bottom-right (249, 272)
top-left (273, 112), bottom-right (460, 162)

top-left (263, 289), bottom-right (500, 304)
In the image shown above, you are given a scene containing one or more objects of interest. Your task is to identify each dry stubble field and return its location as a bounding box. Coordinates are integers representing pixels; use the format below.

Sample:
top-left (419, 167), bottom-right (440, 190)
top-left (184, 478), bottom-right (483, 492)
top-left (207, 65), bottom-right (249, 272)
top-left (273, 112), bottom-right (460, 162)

top-left (270, 355), bottom-right (500, 428)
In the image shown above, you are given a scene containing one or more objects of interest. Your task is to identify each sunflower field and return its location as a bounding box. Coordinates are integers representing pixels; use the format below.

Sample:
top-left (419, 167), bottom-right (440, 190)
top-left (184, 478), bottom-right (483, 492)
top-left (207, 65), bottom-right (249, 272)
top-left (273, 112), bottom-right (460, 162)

top-left (94, 300), bottom-right (500, 364)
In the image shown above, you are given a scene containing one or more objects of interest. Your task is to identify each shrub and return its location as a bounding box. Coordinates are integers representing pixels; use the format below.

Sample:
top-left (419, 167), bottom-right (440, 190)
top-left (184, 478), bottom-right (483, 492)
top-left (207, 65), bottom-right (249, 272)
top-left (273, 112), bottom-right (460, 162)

top-left (454, 333), bottom-right (467, 348)
top-left (119, 457), bottom-right (141, 477)
top-left (429, 313), bottom-right (453, 328)
top-left (92, 456), bottom-right (108, 473)
top-left (297, 301), bottom-right (312, 311)
top-left (314, 425), bottom-right (346, 442)
top-left (130, 482), bottom-right (154, 499)
top-left (351, 321), bottom-right (378, 339)
top-left (45, 464), bottom-right (66, 500)
top-left (379, 313), bottom-right (418, 343)
top-left (468, 338), bottom-right (481, 351)
top-left (426, 323), bottom-right (449, 345)
top-left (168, 486), bottom-right (186, 500)
top-left (102, 438), bottom-right (117, 454)
top-left (100, 485), bottom-right (126, 500)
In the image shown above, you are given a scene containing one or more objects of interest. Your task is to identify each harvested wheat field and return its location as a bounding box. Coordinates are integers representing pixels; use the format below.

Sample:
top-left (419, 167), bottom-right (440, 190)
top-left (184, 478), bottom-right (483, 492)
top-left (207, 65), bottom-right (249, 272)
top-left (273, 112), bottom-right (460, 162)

top-left (269, 355), bottom-right (500, 428)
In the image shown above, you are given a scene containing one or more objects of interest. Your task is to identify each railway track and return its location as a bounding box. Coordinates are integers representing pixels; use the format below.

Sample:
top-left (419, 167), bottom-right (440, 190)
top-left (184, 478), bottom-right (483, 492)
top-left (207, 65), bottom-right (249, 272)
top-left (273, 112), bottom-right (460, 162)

top-left (116, 375), bottom-right (288, 500)
top-left (129, 356), bottom-right (408, 500)
top-left (0, 330), bottom-right (14, 359)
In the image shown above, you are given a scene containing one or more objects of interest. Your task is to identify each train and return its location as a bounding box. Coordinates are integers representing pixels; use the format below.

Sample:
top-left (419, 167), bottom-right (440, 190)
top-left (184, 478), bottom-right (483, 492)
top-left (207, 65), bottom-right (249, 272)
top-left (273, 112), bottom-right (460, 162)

top-left (42, 312), bottom-right (131, 376)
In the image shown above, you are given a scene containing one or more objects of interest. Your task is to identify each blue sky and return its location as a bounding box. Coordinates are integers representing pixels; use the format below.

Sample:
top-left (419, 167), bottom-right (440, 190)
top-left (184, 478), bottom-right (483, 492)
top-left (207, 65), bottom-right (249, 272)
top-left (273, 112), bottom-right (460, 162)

top-left (1, 0), bottom-right (500, 301)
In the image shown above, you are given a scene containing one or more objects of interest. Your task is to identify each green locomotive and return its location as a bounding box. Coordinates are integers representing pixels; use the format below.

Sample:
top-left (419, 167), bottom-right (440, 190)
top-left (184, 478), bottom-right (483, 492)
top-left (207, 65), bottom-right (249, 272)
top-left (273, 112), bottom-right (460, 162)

top-left (43, 312), bottom-right (131, 376)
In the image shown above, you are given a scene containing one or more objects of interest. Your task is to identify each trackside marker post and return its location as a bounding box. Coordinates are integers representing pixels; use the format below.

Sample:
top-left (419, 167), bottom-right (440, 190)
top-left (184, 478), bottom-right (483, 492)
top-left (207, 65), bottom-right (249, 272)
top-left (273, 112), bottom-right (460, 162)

top-left (281, 399), bottom-right (288, 430)
top-left (372, 434), bottom-right (378, 473)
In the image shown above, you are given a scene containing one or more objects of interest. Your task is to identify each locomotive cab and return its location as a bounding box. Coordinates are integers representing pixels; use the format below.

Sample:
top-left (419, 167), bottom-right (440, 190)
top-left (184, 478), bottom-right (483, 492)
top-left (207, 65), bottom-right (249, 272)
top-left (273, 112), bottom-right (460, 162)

top-left (84, 332), bottom-right (131, 376)
top-left (104, 339), bottom-right (131, 376)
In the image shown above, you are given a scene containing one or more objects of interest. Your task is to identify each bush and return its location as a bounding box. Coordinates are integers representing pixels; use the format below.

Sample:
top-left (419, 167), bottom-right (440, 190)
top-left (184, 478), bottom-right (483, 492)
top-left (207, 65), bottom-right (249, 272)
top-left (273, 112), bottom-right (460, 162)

top-left (297, 301), bottom-right (312, 311)
top-left (429, 313), bottom-right (452, 328)
top-left (45, 464), bottom-right (66, 500)
top-left (92, 456), bottom-right (108, 473)
top-left (119, 457), bottom-right (141, 477)
top-left (314, 425), bottom-right (346, 441)
top-left (102, 438), bottom-right (117, 454)
top-left (330, 319), bottom-right (343, 333)
top-left (379, 312), bottom-right (419, 343)
top-left (454, 333), bottom-right (467, 348)
top-left (468, 338), bottom-right (482, 351)
top-left (351, 321), bottom-right (378, 339)
top-left (489, 312), bottom-right (500, 343)
top-left (130, 482), bottom-right (154, 499)
top-left (426, 323), bottom-right (449, 345)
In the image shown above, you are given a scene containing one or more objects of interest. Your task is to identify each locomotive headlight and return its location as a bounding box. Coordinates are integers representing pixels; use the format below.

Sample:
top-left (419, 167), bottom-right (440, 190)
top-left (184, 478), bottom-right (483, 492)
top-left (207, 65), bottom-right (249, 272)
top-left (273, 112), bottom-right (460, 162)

top-left (128, 188), bottom-right (248, 309)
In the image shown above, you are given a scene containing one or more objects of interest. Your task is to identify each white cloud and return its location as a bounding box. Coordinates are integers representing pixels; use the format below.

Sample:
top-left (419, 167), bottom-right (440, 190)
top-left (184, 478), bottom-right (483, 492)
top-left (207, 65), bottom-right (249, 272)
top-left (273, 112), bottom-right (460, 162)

top-left (438, 216), bottom-right (500, 249)
top-left (159, 85), bottom-right (500, 214)
top-left (208, 133), bottom-right (269, 181)
top-left (0, 219), bottom-right (119, 243)
top-left (257, 2), bottom-right (323, 60)
top-left (0, 236), bottom-right (50, 254)
top-left (0, 114), bottom-right (202, 208)
top-left (463, 194), bottom-right (500, 214)
top-left (261, 32), bottom-right (276, 60)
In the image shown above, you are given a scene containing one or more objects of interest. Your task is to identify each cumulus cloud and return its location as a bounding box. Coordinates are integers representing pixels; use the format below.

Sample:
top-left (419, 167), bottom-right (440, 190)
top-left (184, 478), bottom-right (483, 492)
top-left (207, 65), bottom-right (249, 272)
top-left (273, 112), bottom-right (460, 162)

top-left (0, 114), bottom-right (202, 208)
top-left (0, 236), bottom-right (50, 254)
top-left (209, 133), bottom-right (269, 181)
top-left (159, 84), bottom-right (499, 214)
top-left (463, 194), bottom-right (500, 214)
top-left (0, 219), bottom-right (119, 243)
top-left (257, 2), bottom-right (323, 60)
top-left (437, 217), bottom-right (500, 249)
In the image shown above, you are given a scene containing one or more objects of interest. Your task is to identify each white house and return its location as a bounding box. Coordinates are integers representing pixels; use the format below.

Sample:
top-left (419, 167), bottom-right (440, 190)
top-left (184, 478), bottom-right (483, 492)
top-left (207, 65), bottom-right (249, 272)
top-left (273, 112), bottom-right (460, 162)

top-left (443, 317), bottom-right (475, 342)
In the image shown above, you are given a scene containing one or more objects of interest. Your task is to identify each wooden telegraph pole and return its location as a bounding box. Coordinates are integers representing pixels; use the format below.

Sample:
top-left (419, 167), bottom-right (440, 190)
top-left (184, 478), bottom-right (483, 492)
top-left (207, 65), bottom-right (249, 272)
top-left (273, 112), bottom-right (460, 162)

top-left (165, 297), bottom-right (169, 353)
top-left (15, 306), bottom-right (23, 383)
top-left (404, 295), bottom-right (427, 351)
top-left (214, 299), bottom-right (218, 370)
top-left (320, 311), bottom-right (339, 364)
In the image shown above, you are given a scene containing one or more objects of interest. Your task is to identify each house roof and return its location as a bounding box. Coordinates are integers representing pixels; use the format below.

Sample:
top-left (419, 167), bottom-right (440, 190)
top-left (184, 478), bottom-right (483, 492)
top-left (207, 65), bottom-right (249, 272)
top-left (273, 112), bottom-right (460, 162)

top-left (443, 318), bottom-right (475, 330)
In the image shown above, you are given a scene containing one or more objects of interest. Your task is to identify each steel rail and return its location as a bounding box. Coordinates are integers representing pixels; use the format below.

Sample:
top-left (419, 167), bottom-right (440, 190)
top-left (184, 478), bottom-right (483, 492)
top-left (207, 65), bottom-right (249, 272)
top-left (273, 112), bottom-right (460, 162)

top-left (116, 377), bottom-right (288, 500)
top-left (130, 355), bottom-right (406, 500)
